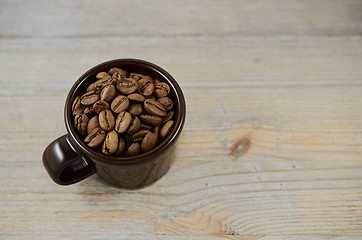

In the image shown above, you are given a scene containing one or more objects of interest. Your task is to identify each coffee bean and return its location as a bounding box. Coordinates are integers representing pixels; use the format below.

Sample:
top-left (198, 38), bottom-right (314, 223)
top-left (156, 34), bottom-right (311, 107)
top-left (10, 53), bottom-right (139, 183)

top-left (117, 78), bottom-right (138, 95)
top-left (108, 67), bottom-right (128, 77)
top-left (102, 130), bottom-right (118, 155)
top-left (138, 78), bottom-right (154, 96)
top-left (127, 117), bottom-right (141, 135)
top-left (73, 67), bottom-right (177, 157)
top-left (129, 73), bottom-right (152, 81)
top-left (112, 72), bottom-right (127, 81)
top-left (139, 115), bottom-right (162, 126)
top-left (74, 114), bottom-right (89, 135)
top-left (84, 106), bottom-right (96, 117)
top-left (72, 96), bottom-right (85, 116)
top-left (115, 111), bottom-right (132, 134)
top-left (160, 120), bottom-right (174, 139)
top-left (100, 84), bottom-right (116, 102)
top-left (128, 103), bottom-right (143, 116)
top-left (131, 129), bottom-right (149, 142)
top-left (80, 91), bottom-right (99, 105)
top-left (111, 95), bottom-right (129, 114)
top-left (87, 116), bottom-right (99, 134)
top-left (85, 127), bottom-right (106, 148)
top-left (162, 110), bottom-right (174, 123)
top-left (116, 136), bottom-right (125, 155)
top-left (125, 142), bottom-right (141, 156)
top-left (154, 82), bottom-right (170, 97)
top-left (144, 99), bottom-right (167, 117)
top-left (147, 95), bottom-right (156, 101)
top-left (86, 76), bottom-right (112, 93)
top-left (85, 84), bottom-right (96, 93)
top-left (157, 97), bottom-right (173, 111)
top-left (140, 123), bottom-right (153, 131)
top-left (99, 110), bottom-right (115, 131)
top-left (96, 72), bottom-right (110, 79)
top-left (127, 93), bottom-right (145, 103)
top-left (141, 127), bottom-right (159, 152)
top-left (93, 100), bottom-right (110, 114)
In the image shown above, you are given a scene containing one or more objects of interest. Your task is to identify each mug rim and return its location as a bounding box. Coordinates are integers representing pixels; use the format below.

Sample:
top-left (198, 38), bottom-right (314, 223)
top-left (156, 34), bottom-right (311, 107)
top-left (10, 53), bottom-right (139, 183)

top-left (64, 58), bottom-right (186, 165)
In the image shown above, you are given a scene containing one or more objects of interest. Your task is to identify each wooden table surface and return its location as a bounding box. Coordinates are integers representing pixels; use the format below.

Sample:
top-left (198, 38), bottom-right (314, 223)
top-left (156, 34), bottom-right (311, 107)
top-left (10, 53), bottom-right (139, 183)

top-left (1, 0), bottom-right (362, 239)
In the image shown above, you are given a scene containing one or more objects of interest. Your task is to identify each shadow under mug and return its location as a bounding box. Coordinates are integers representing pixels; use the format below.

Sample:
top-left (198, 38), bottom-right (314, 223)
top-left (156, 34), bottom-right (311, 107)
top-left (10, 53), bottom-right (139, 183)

top-left (42, 59), bottom-right (186, 189)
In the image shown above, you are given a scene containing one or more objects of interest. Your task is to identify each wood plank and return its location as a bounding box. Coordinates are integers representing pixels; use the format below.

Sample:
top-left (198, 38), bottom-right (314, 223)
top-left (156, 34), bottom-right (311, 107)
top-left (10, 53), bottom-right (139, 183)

top-left (0, 0), bottom-right (361, 38)
top-left (1, 0), bottom-right (362, 239)
top-left (0, 36), bottom-right (361, 96)
top-left (1, 91), bottom-right (362, 238)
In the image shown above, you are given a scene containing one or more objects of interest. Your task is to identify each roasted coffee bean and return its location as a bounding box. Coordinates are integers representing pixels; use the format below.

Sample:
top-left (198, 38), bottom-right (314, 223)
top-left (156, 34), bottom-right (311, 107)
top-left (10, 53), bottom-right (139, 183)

top-left (144, 99), bottom-right (167, 117)
top-left (85, 127), bottom-right (106, 148)
top-left (128, 104), bottom-right (143, 116)
top-left (96, 72), bottom-right (110, 79)
top-left (93, 100), bottom-right (110, 114)
top-left (86, 83), bottom-right (97, 93)
top-left (74, 114), bottom-right (89, 135)
top-left (108, 67), bottom-right (128, 77)
top-left (129, 73), bottom-right (141, 80)
top-left (117, 78), bottom-right (138, 94)
top-left (127, 93), bottom-right (145, 103)
top-left (86, 76), bottom-right (112, 93)
top-left (141, 127), bottom-right (159, 152)
top-left (154, 82), bottom-right (170, 97)
top-left (112, 72), bottom-right (127, 81)
top-left (127, 117), bottom-right (141, 135)
top-left (115, 111), bottom-right (132, 134)
top-left (138, 78), bottom-right (154, 96)
top-left (102, 130), bottom-right (118, 155)
top-left (100, 84), bottom-right (116, 102)
top-left (125, 142), bottom-right (141, 156)
top-left (72, 96), bottom-right (85, 116)
top-left (84, 106), bottom-right (96, 117)
top-left (129, 73), bottom-right (152, 81)
top-left (111, 95), bottom-right (129, 114)
top-left (80, 91), bottom-right (99, 105)
top-left (87, 116), bottom-right (99, 134)
top-left (73, 67), bottom-right (177, 156)
top-left (140, 123), bottom-right (153, 131)
top-left (139, 114), bottom-right (162, 126)
top-left (116, 136), bottom-right (125, 155)
top-left (162, 110), bottom-right (174, 123)
top-left (132, 129), bottom-right (149, 142)
top-left (157, 97), bottom-right (173, 111)
top-left (160, 120), bottom-right (174, 139)
top-left (147, 95), bottom-right (156, 101)
top-left (99, 110), bottom-right (115, 131)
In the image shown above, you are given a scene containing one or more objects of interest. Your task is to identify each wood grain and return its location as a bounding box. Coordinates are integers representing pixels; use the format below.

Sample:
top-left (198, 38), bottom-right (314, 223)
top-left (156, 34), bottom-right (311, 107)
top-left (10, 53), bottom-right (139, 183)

top-left (1, 0), bottom-right (362, 239)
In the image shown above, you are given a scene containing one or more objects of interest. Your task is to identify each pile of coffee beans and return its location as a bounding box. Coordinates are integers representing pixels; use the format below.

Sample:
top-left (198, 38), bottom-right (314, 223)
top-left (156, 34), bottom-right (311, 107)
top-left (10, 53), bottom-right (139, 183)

top-left (72, 67), bottom-right (175, 156)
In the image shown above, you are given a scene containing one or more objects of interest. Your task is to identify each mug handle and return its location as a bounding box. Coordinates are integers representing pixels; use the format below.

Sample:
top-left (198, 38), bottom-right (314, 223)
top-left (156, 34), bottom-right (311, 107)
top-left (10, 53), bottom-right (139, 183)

top-left (42, 134), bottom-right (96, 185)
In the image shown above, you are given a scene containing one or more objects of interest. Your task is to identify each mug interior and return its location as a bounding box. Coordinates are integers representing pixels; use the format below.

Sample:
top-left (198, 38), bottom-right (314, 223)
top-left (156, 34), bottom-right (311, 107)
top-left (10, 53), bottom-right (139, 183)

top-left (65, 59), bottom-right (185, 165)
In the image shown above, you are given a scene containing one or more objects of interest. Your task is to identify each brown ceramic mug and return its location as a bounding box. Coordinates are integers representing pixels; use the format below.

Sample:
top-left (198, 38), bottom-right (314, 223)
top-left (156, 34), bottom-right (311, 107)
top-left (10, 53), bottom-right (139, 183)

top-left (42, 59), bottom-right (186, 188)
